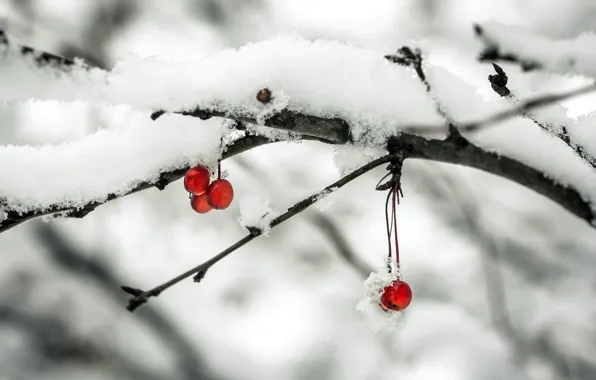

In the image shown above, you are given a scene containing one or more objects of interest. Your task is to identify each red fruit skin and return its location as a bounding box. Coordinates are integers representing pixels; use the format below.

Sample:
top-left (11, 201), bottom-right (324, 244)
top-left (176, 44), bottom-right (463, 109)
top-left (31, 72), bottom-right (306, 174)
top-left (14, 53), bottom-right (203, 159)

top-left (190, 193), bottom-right (213, 214)
top-left (380, 280), bottom-right (412, 311)
top-left (184, 166), bottom-right (210, 195)
top-left (206, 179), bottom-right (234, 210)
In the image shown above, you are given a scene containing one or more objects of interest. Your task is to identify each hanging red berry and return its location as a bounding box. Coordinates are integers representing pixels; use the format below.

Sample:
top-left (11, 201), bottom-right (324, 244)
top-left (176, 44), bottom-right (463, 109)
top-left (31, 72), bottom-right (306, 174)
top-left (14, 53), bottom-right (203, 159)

top-left (184, 165), bottom-right (211, 195)
top-left (206, 179), bottom-right (234, 209)
top-left (190, 193), bottom-right (213, 214)
top-left (380, 279), bottom-right (412, 311)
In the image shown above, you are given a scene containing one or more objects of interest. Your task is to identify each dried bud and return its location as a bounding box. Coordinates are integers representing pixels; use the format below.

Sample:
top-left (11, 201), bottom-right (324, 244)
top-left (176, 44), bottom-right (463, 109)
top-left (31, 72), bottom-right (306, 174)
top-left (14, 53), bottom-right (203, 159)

top-left (256, 88), bottom-right (272, 104)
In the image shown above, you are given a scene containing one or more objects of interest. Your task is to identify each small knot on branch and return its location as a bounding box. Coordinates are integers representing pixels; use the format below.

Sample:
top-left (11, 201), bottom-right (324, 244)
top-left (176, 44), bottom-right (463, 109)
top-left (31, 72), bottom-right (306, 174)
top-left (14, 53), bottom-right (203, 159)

top-left (376, 146), bottom-right (405, 193)
top-left (193, 269), bottom-right (207, 283)
top-left (488, 63), bottom-right (510, 97)
top-left (120, 285), bottom-right (151, 312)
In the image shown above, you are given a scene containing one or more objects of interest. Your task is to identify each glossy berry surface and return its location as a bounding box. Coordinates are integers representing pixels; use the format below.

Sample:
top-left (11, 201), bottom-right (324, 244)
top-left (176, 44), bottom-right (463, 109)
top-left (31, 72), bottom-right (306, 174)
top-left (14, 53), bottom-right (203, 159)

top-left (184, 166), bottom-right (210, 195)
top-left (206, 179), bottom-right (234, 209)
top-left (190, 193), bottom-right (212, 214)
top-left (380, 280), bottom-right (412, 311)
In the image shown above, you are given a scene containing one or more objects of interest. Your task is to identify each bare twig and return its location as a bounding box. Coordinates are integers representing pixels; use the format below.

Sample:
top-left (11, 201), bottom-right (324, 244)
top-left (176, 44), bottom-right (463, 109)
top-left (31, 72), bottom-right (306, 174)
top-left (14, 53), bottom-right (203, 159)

top-left (121, 154), bottom-right (392, 311)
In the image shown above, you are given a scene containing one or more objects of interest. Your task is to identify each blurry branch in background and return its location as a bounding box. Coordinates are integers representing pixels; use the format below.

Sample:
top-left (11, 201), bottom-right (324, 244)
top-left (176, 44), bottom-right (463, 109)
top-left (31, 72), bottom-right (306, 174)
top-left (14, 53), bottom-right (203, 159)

top-left (307, 214), bottom-right (373, 277)
top-left (234, 155), bottom-right (373, 277)
top-left (487, 63), bottom-right (596, 170)
top-left (0, 302), bottom-right (164, 380)
top-left (31, 222), bottom-right (222, 380)
top-left (409, 163), bottom-right (596, 379)
top-left (473, 24), bottom-right (542, 71)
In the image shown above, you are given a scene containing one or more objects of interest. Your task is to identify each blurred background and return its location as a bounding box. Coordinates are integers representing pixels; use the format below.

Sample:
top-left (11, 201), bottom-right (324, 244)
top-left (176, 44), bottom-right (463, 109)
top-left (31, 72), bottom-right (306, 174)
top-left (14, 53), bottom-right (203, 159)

top-left (1, 0), bottom-right (596, 379)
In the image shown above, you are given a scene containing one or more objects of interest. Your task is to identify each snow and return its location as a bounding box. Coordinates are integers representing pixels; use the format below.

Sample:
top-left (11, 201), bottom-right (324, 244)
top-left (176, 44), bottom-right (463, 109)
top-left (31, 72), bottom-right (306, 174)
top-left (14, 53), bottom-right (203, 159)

top-left (356, 259), bottom-right (405, 332)
top-left (477, 21), bottom-right (596, 78)
top-left (0, 33), bottom-right (442, 144)
top-left (0, 33), bottom-right (447, 215)
top-left (237, 194), bottom-right (280, 235)
top-left (0, 111), bottom-right (223, 213)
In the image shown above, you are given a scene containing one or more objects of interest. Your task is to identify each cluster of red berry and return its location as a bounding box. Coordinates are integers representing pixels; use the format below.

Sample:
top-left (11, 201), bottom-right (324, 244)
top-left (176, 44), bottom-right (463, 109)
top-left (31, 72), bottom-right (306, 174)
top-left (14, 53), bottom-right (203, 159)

top-left (184, 165), bottom-right (234, 214)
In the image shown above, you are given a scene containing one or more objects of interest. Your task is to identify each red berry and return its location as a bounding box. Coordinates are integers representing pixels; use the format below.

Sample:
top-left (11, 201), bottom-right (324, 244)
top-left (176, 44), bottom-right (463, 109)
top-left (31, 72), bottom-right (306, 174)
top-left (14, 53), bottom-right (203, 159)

top-left (380, 280), bottom-right (412, 311)
top-left (190, 193), bottom-right (212, 214)
top-left (184, 166), bottom-right (210, 195)
top-left (206, 179), bottom-right (234, 210)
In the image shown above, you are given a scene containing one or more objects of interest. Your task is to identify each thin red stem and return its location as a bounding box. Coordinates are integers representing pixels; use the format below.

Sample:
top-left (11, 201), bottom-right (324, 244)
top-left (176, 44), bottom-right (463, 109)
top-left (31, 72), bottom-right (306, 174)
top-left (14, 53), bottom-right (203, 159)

top-left (385, 189), bottom-right (393, 271)
top-left (392, 185), bottom-right (400, 267)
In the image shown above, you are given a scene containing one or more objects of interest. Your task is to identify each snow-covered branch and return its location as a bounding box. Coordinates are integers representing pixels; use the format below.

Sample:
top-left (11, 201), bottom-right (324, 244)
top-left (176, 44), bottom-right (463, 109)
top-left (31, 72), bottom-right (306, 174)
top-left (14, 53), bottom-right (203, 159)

top-left (487, 63), bottom-right (596, 170)
top-left (1, 32), bottom-right (596, 235)
top-left (474, 22), bottom-right (596, 77)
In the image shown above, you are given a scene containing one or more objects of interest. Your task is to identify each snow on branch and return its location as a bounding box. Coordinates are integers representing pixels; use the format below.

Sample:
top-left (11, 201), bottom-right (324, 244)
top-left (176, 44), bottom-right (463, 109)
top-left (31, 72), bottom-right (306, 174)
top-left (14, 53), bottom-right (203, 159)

top-left (0, 31), bottom-right (442, 141)
top-left (474, 22), bottom-right (596, 77)
top-left (1, 33), bottom-right (596, 235)
top-left (2, 105), bottom-right (595, 234)
top-left (487, 63), bottom-right (596, 170)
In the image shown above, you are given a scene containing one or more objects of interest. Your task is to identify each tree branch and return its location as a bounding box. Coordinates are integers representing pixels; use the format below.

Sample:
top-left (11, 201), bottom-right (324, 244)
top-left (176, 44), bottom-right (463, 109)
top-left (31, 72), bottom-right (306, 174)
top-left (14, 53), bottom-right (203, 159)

top-left (487, 63), bottom-right (596, 170)
top-left (391, 133), bottom-right (594, 224)
top-left (151, 107), bottom-right (352, 144)
top-left (1, 38), bottom-right (595, 237)
top-left (121, 154), bottom-right (392, 311)
top-left (0, 134), bottom-right (274, 233)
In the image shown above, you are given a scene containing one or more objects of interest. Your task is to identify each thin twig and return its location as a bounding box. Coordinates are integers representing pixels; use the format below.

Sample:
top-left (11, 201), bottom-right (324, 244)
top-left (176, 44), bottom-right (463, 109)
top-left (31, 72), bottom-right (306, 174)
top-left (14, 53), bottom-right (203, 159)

top-left (121, 154), bottom-right (393, 312)
top-left (487, 63), bottom-right (596, 170)
top-left (403, 82), bottom-right (596, 135)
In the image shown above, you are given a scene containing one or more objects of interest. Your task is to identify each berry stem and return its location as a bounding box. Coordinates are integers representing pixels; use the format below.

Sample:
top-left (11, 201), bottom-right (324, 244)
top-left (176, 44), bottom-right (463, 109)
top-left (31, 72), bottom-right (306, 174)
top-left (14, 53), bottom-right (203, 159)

top-left (122, 153), bottom-right (395, 312)
top-left (217, 162), bottom-right (222, 179)
top-left (392, 184), bottom-right (400, 270)
top-left (385, 189), bottom-right (393, 272)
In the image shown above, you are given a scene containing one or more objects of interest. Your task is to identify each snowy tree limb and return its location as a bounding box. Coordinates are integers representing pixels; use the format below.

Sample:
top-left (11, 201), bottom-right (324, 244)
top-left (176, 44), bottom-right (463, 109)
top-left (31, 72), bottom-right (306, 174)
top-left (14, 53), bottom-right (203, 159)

top-left (487, 63), bottom-right (596, 170)
top-left (0, 37), bottom-right (593, 234)
top-left (3, 105), bottom-right (595, 234)
top-left (0, 134), bottom-right (273, 233)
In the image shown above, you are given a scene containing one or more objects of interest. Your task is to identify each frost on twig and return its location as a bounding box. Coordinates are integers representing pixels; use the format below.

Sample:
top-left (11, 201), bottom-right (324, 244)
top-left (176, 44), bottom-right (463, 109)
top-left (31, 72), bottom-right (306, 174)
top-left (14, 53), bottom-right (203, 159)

top-left (356, 259), bottom-right (404, 332)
